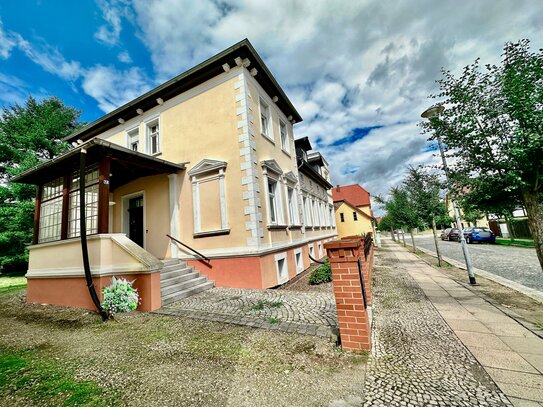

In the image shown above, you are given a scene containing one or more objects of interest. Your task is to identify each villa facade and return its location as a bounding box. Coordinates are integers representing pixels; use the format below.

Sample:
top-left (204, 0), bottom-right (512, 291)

top-left (14, 39), bottom-right (337, 311)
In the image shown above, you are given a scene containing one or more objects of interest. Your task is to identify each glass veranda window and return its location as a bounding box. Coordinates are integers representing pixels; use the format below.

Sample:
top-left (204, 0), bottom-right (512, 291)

top-left (38, 177), bottom-right (64, 243)
top-left (68, 165), bottom-right (99, 238)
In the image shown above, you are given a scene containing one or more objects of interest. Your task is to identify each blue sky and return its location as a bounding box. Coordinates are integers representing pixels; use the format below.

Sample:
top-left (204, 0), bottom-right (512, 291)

top-left (1, 0), bottom-right (542, 204)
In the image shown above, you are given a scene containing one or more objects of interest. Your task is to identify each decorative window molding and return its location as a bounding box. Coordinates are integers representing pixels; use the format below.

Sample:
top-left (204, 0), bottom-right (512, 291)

top-left (261, 160), bottom-right (285, 227)
top-left (189, 159), bottom-right (228, 235)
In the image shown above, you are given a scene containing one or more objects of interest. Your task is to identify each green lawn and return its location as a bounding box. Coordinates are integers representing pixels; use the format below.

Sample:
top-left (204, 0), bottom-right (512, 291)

top-left (0, 276), bottom-right (27, 294)
top-left (495, 238), bottom-right (535, 248)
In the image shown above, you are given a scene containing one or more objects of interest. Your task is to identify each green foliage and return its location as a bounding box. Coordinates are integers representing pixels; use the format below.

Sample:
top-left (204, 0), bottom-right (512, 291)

top-left (309, 260), bottom-right (332, 285)
top-left (251, 300), bottom-right (283, 311)
top-left (375, 186), bottom-right (422, 232)
top-left (421, 39), bottom-right (543, 269)
top-left (0, 97), bottom-right (81, 272)
top-left (0, 347), bottom-right (117, 406)
top-left (101, 277), bottom-right (140, 315)
top-left (402, 166), bottom-right (449, 229)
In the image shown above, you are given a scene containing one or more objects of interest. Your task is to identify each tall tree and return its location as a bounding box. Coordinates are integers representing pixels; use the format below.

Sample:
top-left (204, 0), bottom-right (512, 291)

top-left (403, 166), bottom-right (448, 265)
top-left (0, 97), bottom-right (81, 272)
top-left (422, 40), bottom-right (543, 271)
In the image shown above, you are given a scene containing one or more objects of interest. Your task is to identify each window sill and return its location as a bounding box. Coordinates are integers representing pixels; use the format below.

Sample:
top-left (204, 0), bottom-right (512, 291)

top-left (261, 133), bottom-right (275, 145)
top-left (281, 149), bottom-right (291, 158)
top-left (151, 151), bottom-right (162, 157)
top-left (193, 228), bottom-right (230, 238)
top-left (267, 224), bottom-right (288, 230)
top-left (288, 225), bottom-right (302, 230)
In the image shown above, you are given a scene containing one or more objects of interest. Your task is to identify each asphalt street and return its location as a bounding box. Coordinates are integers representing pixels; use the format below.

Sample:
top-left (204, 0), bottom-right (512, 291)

top-left (407, 234), bottom-right (543, 292)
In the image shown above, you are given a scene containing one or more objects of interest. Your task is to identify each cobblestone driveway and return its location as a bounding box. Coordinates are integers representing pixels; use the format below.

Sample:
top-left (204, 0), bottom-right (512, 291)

top-left (413, 234), bottom-right (543, 292)
top-left (362, 244), bottom-right (511, 407)
top-left (156, 287), bottom-right (337, 338)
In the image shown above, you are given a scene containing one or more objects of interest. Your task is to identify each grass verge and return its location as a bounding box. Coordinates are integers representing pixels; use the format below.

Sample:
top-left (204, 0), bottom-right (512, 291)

top-left (495, 238), bottom-right (535, 248)
top-left (0, 347), bottom-right (118, 406)
top-left (0, 276), bottom-right (27, 295)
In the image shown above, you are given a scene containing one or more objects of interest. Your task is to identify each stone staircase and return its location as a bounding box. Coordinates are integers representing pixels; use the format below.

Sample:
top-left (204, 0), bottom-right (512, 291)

top-left (160, 259), bottom-right (214, 306)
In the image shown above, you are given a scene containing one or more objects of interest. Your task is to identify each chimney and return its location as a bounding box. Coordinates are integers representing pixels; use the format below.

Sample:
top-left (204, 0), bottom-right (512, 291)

top-left (336, 185), bottom-right (340, 192)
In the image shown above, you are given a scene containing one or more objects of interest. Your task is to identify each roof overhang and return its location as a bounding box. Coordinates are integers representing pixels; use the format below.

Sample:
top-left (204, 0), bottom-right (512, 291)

top-left (298, 160), bottom-right (333, 190)
top-left (65, 39), bottom-right (302, 143)
top-left (294, 137), bottom-right (312, 151)
top-left (11, 139), bottom-right (185, 190)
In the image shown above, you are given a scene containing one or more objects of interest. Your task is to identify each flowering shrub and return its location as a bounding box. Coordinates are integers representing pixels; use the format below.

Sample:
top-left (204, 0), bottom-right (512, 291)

top-left (101, 277), bottom-right (140, 315)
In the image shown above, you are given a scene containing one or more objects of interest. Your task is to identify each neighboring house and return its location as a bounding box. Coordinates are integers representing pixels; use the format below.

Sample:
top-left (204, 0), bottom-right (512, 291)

top-left (444, 194), bottom-right (490, 229)
top-left (294, 138), bottom-right (336, 260)
top-left (332, 184), bottom-right (375, 237)
top-left (12, 39), bottom-right (337, 312)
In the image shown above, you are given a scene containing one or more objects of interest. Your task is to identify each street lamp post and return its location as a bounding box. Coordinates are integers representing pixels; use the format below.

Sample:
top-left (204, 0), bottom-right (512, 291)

top-left (421, 105), bottom-right (477, 285)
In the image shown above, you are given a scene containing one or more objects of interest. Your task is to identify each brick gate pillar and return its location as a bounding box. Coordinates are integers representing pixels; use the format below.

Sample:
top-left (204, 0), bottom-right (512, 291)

top-left (325, 239), bottom-right (371, 352)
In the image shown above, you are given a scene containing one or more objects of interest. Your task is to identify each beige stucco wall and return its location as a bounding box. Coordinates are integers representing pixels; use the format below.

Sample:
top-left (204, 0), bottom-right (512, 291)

top-left (335, 202), bottom-right (373, 238)
top-left (112, 174), bottom-right (171, 259)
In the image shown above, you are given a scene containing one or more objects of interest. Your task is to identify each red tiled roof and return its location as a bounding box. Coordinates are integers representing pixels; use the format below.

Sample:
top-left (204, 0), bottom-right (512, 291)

top-left (332, 184), bottom-right (371, 207)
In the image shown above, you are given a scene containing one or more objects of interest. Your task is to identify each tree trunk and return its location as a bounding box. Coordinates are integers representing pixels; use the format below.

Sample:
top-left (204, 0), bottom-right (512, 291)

top-left (402, 229), bottom-right (406, 246)
top-left (504, 215), bottom-right (515, 242)
top-left (522, 188), bottom-right (543, 271)
top-left (391, 227), bottom-right (395, 241)
top-left (432, 216), bottom-right (443, 267)
top-left (410, 229), bottom-right (416, 253)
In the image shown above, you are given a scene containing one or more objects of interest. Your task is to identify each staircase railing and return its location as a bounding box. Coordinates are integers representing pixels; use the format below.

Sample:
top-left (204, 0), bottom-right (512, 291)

top-left (166, 234), bottom-right (210, 262)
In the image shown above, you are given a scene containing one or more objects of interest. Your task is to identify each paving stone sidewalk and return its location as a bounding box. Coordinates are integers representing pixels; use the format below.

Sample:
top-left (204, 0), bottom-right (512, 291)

top-left (155, 287), bottom-right (338, 338)
top-left (361, 240), bottom-right (513, 407)
top-left (391, 240), bottom-right (543, 406)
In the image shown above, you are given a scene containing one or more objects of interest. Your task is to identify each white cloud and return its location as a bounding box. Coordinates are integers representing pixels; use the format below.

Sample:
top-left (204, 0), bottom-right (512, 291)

top-left (15, 35), bottom-right (82, 81)
top-left (117, 50), bottom-right (132, 63)
top-left (94, 0), bottom-right (126, 46)
top-left (0, 21), bottom-right (16, 59)
top-left (0, 72), bottom-right (30, 105)
top-left (82, 65), bottom-right (152, 112)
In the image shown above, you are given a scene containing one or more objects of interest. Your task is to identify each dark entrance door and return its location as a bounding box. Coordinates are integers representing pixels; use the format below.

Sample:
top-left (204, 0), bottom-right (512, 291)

top-left (128, 196), bottom-right (144, 247)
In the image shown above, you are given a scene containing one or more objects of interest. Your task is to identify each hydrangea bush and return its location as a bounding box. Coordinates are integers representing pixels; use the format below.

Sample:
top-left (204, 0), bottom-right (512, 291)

top-left (101, 277), bottom-right (140, 315)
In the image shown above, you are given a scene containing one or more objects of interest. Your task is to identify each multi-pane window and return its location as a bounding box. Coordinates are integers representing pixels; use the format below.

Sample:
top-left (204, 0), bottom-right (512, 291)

top-left (303, 196), bottom-right (311, 227)
top-left (68, 166), bottom-right (99, 238)
top-left (267, 179), bottom-right (278, 224)
top-left (38, 177), bottom-right (64, 243)
top-left (260, 98), bottom-right (271, 138)
top-left (127, 128), bottom-right (139, 151)
top-left (312, 199), bottom-right (319, 226)
top-left (287, 187), bottom-right (297, 225)
top-left (353, 211), bottom-right (358, 221)
top-left (280, 121), bottom-right (289, 152)
top-left (147, 120), bottom-right (160, 155)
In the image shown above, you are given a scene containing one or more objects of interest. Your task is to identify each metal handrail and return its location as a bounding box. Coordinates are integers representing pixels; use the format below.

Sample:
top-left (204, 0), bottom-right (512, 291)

top-left (309, 253), bottom-right (326, 264)
top-left (166, 234), bottom-right (210, 262)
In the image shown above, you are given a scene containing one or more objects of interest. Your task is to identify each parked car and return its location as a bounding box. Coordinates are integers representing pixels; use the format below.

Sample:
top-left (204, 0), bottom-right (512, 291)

top-left (440, 228), bottom-right (461, 241)
top-left (463, 227), bottom-right (496, 244)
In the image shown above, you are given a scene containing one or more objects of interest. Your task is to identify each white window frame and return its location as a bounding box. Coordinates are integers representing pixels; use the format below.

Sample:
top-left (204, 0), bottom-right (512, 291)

top-left (318, 242), bottom-right (323, 258)
top-left (274, 252), bottom-right (289, 285)
top-left (294, 248), bottom-right (303, 274)
top-left (188, 160), bottom-right (229, 235)
top-left (145, 117), bottom-right (161, 155)
top-left (259, 97), bottom-right (272, 141)
top-left (308, 243), bottom-right (315, 259)
top-left (262, 161), bottom-right (285, 227)
top-left (267, 177), bottom-right (279, 224)
top-left (303, 195), bottom-right (311, 227)
top-left (279, 120), bottom-right (289, 154)
top-left (126, 127), bottom-right (140, 152)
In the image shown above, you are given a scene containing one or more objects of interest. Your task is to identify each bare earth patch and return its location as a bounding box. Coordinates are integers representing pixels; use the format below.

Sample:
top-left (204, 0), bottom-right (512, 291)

top-left (0, 287), bottom-right (365, 406)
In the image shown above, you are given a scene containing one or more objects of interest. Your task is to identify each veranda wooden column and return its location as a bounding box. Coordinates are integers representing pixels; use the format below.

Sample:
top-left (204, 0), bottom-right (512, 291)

top-left (32, 185), bottom-right (43, 244)
top-left (97, 157), bottom-right (111, 234)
